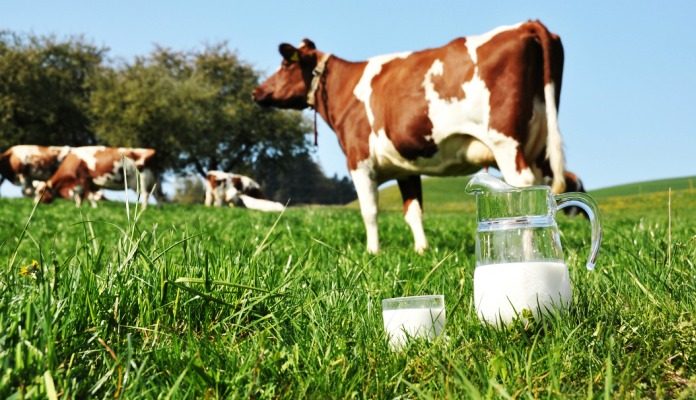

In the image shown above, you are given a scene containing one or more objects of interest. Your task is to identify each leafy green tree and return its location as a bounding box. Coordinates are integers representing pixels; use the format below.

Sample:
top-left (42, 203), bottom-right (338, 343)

top-left (90, 44), bottom-right (312, 176)
top-left (0, 31), bottom-right (104, 149)
top-left (89, 51), bottom-right (214, 172)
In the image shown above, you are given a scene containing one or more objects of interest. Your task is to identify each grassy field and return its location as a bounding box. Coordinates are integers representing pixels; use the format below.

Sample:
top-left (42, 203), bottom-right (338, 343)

top-left (0, 181), bottom-right (695, 399)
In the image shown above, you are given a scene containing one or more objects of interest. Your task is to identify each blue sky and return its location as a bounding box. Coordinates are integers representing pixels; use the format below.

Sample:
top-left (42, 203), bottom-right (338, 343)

top-left (3, 0), bottom-right (695, 196)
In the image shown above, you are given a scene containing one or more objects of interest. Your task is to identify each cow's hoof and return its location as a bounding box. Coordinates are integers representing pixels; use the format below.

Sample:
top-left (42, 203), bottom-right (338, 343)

top-left (366, 245), bottom-right (379, 254)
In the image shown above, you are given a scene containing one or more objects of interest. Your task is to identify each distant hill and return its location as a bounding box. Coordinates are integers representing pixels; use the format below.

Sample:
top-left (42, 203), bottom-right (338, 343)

top-left (589, 176), bottom-right (695, 199)
top-left (346, 175), bottom-right (696, 212)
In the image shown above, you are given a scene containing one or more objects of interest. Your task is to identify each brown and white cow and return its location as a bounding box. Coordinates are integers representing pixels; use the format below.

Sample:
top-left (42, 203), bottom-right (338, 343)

top-left (0, 145), bottom-right (71, 196)
top-left (204, 170), bottom-right (284, 211)
top-left (34, 146), bottom-right (162, 209)
top-left (253, 20), bottom-right (571, 253)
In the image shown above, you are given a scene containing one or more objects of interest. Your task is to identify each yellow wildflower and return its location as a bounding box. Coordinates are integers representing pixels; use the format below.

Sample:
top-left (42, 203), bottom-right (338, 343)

top-left (20, 260), bottom-right (40, 277)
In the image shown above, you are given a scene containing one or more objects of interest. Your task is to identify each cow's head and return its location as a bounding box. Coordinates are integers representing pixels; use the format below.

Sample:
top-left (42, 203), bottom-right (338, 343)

top-left (252, 39), bottom-right (323, 110)
top-left (225, 178), bottom-right (243, 206)
top-left (33, 180), bottom-right (54, 204)
top-left (33, 179), bottom-right (82, 205)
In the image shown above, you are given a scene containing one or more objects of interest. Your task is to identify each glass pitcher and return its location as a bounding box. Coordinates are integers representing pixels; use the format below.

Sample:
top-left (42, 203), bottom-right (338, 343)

top-left (465, 172), bottom-right (603, 326)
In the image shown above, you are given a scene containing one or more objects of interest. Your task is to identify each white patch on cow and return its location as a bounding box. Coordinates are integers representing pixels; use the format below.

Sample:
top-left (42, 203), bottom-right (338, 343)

top-left (404, 199), bottom-right (427, 254)
top-left (12, 145), bottom-right (42, 160)
top-left (492, 139), bottom-right (536, 187)
top-left (238, 195), bottom-right (285, 212)
top-left (367, 127), bottom-right (492, 179)
top-left (424, 59), bottom-right (489, 143)
top-left (354, 52), bottom-right (411, 126)
top-left (464, 23), bottom-right (522, 63)
top-left (208, 170), bottom-right (229, 180)
top-left (119, 148), bottom-right (150, 168)
top-left (57, 146), bottom-right (71, 162)
top-left (350, 161), bottom-right (380, 254)
top-left (70, 146), bottom-right (104, 171)
top-left (368, 128), bottom-right (412, 179)
top-left (428, 59), bottom-right (444, 77)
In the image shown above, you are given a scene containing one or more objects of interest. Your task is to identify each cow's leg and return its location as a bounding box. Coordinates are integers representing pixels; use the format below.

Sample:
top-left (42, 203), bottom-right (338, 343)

top-left (18, 174), bottom-right (33, 197)
top-left (88, 190), bottom-right (104, 208)
top-left (69, 190), bottom-right (83, 208)
top-left (204, 186), bottom-right (213, 206)
top-left (139, 169), bottom-right (159, 210)
top-left (142, 194), bottom-right (150, 210)
top-left (397, 175), bottom-right (427, 254)
top-left (215, 186), bottom-right (226, 206)
top-left (79, 187), bottom-right (97, 208)
top-left (489, 138), bottom-right (536, 188)
top-left (350, 167), bottom-right (379, 254)
top-left (146, 180), bottom-right (165, 208)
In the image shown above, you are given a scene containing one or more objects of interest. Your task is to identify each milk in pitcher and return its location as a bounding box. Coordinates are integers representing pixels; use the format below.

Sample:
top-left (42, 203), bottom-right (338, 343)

top-left (473, 261), bottom-right (571, 325)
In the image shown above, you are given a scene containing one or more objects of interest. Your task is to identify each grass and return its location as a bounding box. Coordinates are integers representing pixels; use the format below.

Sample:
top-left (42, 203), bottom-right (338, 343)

top-left (0, 182), bottom-right (695, 399)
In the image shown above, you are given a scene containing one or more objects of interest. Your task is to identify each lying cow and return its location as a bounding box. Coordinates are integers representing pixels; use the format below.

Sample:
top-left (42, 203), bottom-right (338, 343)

top-left (34, 146), bottom-right (162, 209)
top-left (253, 20), bottom-right (571, 253)
top-left (0, 145), bottom-right (71, 196)
top-left (204, 170), bottom-right (284, 212)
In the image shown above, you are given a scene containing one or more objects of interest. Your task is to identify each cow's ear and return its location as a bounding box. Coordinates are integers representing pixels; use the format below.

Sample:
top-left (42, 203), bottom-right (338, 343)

top-left (279, 44), bottom-right (300, 63)
top-left (300, 39), bottom-right (316, 50)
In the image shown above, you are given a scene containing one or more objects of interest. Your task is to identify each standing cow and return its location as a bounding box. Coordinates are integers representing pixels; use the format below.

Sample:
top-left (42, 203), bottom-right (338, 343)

top-left (205, 170), bottom-right (284, 211)
top-left (34, 146), bottom-right (162, 209)
top-left (0, 145), bottom-right (71, 196)
top-left (253, 20), bottom-right (572, 253)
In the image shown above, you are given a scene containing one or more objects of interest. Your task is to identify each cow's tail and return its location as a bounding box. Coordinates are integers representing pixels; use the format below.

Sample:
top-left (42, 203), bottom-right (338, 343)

top-left (0, 150), bottom-right (9, 186)
top-left (534, 20), bottom-right (566, 194)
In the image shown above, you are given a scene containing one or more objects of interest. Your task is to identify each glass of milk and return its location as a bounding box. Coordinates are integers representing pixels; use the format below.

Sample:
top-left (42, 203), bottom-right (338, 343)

top-left (381, 295), bottom-right (446, 350)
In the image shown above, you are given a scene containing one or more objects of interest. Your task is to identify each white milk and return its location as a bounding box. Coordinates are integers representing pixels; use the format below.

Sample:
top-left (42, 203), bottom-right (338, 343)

top-left (473, 261), bottom-right (571, 326)
top-left (382, 307), bottom-right (446, 349)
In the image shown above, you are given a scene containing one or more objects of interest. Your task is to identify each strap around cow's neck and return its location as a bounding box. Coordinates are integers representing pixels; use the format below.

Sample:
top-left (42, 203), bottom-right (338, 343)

top-left (307, 53), bottom-right (332, 108)
top-left (307, 53), bottom-right (332, 146)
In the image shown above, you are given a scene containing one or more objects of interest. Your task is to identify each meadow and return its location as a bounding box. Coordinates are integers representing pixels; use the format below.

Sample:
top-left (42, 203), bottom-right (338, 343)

top-left (0, 177), bottom-right (695, 399)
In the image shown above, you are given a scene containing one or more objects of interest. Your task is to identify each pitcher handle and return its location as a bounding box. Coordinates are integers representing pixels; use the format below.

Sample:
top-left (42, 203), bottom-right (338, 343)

top-left (555, 192), bottom-right (603, 271)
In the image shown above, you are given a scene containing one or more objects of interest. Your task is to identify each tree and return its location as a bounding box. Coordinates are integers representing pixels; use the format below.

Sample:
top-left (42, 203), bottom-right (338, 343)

top-left (89, 53), bottom-right (214, 172)
top-left (0, 31), bottom-right (105, 149)
top-left (89, 44), bottom-right (312, 177)
top-left (1, 31), bottom-right (351, 205)
top-left (257, 151), bottom-right (357, 205)
top-left (170, 174), bottom-right (206, 205)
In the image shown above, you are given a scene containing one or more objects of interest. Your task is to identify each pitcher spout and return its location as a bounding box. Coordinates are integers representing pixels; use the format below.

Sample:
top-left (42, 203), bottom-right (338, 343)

top-left (465, 172), bottom-right (514, 195)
